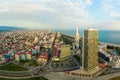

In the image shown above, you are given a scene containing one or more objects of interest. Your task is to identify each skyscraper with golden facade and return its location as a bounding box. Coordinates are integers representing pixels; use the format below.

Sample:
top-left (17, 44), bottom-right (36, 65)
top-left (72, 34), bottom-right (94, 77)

top-left (83, 28), bottom-right (98, 70)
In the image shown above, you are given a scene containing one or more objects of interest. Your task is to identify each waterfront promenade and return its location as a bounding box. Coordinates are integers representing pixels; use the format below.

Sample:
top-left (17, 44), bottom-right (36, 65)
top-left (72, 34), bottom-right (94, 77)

top-left (99, 42), bottom-right (120, 47)
top-left (63, 33), bottom-right (120, 47)
top-left (45, 71), bottom-right (120, 80)
top-left (93, 71), bottom-right (120, 80)
top-left (0, 33), bottom-right (120, 80)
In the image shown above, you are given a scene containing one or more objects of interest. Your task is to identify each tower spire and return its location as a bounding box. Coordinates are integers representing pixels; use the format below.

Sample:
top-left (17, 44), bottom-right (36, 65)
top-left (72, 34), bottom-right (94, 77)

top-left (73, 25), bottom-right (80, 50)
top-left (76, 25), bottom-right (79, 34)
top-left (75, 25), bottom-right (79, 42)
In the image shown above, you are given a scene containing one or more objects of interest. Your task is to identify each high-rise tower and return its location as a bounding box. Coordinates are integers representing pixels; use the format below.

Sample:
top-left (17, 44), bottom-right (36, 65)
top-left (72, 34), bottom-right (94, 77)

top-left (83, 28), bottom-right (98, 70)
top-left (73, 26), bottom-right (80, 50)
top-left (75, 26), bottom-right (79, 43)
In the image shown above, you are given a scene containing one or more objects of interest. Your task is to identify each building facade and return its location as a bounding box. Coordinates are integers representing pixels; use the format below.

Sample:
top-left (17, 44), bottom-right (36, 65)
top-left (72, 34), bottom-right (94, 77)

top-left (74, 26), bottom-right (80, 49)
top-left (26, 51), bottom-right (32, 60)
top-left (83, 29), bottom-right (98, 70)
top-left (60, 45), bottom-right (71, 60)
top-left (15, 53), bottom-right (20, 62)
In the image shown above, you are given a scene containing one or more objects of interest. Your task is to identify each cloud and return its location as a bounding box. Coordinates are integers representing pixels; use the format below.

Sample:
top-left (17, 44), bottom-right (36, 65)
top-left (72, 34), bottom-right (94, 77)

top-left (102, 20), bottom-right (120, 30)
top-left (101, 0), bottom-right (120, 18)
top-left (0, 0), bottom-right (55, 12)
top-left (0, 0), bottom-right (91, 18)
top-left (98, 0), bottom-right (120, 30)
top-left (85, 0), bottom-right (93, 5)
top-left (0, 20), bottom-right (54, 29)
top-left (0, 0), bottom-right (94, 29)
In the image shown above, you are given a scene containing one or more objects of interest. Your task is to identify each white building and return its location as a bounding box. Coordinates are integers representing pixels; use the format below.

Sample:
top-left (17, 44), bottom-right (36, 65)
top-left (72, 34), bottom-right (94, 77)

top-left (73, 26), bottom-right (80, 49)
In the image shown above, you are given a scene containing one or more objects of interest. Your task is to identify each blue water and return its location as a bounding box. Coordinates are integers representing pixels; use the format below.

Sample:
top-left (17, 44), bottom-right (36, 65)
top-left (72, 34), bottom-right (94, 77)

top-left (0, 30), bottom-right (10, 32)
top-left (54, 30), bottom-right (120, 45)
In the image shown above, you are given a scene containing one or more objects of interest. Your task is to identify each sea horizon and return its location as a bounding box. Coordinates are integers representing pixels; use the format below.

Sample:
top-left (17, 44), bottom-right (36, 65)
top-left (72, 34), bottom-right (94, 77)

top-left (54, 29), bottom-right (120, 45)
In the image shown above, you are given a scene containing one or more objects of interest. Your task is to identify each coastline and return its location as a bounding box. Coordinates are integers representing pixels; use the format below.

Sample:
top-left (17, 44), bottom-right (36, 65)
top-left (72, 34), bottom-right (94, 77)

top-left (61, 33), bottom-right (120, 46)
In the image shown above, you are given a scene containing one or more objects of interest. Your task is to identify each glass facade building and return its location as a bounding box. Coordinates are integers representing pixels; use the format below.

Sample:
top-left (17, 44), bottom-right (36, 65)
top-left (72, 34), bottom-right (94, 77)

top-left (83, 29), bottom-right (98, 70)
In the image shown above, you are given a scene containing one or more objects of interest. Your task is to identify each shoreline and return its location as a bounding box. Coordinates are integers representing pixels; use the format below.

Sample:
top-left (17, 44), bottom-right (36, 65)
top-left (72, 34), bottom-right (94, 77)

top-left (62, 33), bottom-right (120, 46)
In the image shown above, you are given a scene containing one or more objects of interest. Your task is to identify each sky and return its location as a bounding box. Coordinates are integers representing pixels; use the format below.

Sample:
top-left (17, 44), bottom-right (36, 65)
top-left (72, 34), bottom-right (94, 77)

top-left (0, 0), bottom-right (120, 30)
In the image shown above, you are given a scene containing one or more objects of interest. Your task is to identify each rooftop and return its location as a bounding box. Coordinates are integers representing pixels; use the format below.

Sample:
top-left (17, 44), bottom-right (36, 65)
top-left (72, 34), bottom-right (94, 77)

top-left (86, 28), bottom-right (98, 31)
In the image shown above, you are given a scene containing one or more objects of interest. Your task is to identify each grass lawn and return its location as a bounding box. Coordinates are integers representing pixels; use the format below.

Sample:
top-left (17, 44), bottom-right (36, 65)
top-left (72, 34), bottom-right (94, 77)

top-left (19, 60), bottom-right (40, 67)
top-left (61, 34), bottom-right (73, 45)
top-left (0, 63), bottom-right (28, 71)
top-left (109, 76), bottom-right (120, 80)
top-left (0, 76), bottom-right (48, 80)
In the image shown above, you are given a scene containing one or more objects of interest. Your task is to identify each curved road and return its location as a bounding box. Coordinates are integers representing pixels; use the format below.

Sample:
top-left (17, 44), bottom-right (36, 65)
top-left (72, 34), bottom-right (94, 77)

top-left (93, 71), bottom-right (120, 80)
top-left (0, 33), bottom-right (57, 79)
top-left (1, 33), bottom-right (120, 80)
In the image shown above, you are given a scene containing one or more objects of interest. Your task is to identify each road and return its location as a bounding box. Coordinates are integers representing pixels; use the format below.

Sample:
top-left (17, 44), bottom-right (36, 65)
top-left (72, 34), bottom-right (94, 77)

top-left (0, 70), bottom-right (31, 77)
top-left (45, 72), bottom-right (94, 80)
top-left (0, 32), bottom-right (57, 78)
top-left (93, 71), bottom-right (120, 80)
top-left (44, 32), bottom-right (57, 69)
top-left (31, 32), bottom-right (57, 74)
top-left (44, 71), bottom-right (120, 80)
top-left (1, 32), bottom-right (120, 80)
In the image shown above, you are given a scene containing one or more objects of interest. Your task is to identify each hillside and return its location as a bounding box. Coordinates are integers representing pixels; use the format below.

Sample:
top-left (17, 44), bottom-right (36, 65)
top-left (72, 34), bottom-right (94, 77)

top-left (0, 26), bottom-right (26, 31)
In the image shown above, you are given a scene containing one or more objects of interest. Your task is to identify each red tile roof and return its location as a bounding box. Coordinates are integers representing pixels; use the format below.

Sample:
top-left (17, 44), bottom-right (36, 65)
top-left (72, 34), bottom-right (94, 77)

top-left (98, 63), bottom-right (105, 68)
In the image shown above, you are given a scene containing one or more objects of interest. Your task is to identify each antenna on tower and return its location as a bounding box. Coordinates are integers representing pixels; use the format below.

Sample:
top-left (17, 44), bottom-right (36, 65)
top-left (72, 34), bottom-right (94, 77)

top-left (75, 24), bottom-right (79, 34)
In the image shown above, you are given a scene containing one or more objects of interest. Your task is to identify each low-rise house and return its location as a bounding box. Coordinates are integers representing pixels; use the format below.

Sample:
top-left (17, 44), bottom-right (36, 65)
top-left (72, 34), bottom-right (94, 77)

top-left (38, 52), bottom-right (48, 64)
top-left (35, 46), bottom-right (40, 53)
top-left (26, 51), bottom-right (32, 60)
top-left (2, 53), bottom-right (10, 62)
top-left (31, 46), bottom-right (37, 55)
top-left (21, 53), bottom-right (26, 60)
top-left (53, 47), bottom-right (58, 57)
top-left (1, 57), bottom-right (6, 63)
top-left (15, 52), bottom-right (21, 62)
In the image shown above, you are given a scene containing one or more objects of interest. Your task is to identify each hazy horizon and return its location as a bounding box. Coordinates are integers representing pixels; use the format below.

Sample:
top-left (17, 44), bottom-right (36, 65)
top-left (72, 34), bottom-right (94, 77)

top-left (1, 26), bottom-right (120, 31)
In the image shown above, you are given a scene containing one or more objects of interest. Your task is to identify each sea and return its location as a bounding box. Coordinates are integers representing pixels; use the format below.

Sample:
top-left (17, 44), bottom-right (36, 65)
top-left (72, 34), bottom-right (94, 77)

top-left (54, 30), bottom-right (120, 45)
top-left (0, 30), bottom-right (120, 45)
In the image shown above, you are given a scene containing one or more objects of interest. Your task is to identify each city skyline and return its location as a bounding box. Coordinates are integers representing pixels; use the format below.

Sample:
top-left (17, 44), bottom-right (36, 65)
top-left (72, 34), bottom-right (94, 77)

top-left (0, 0), bottom-right (120, 30)
top-left (0, 24), bottom-right (120, 79)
